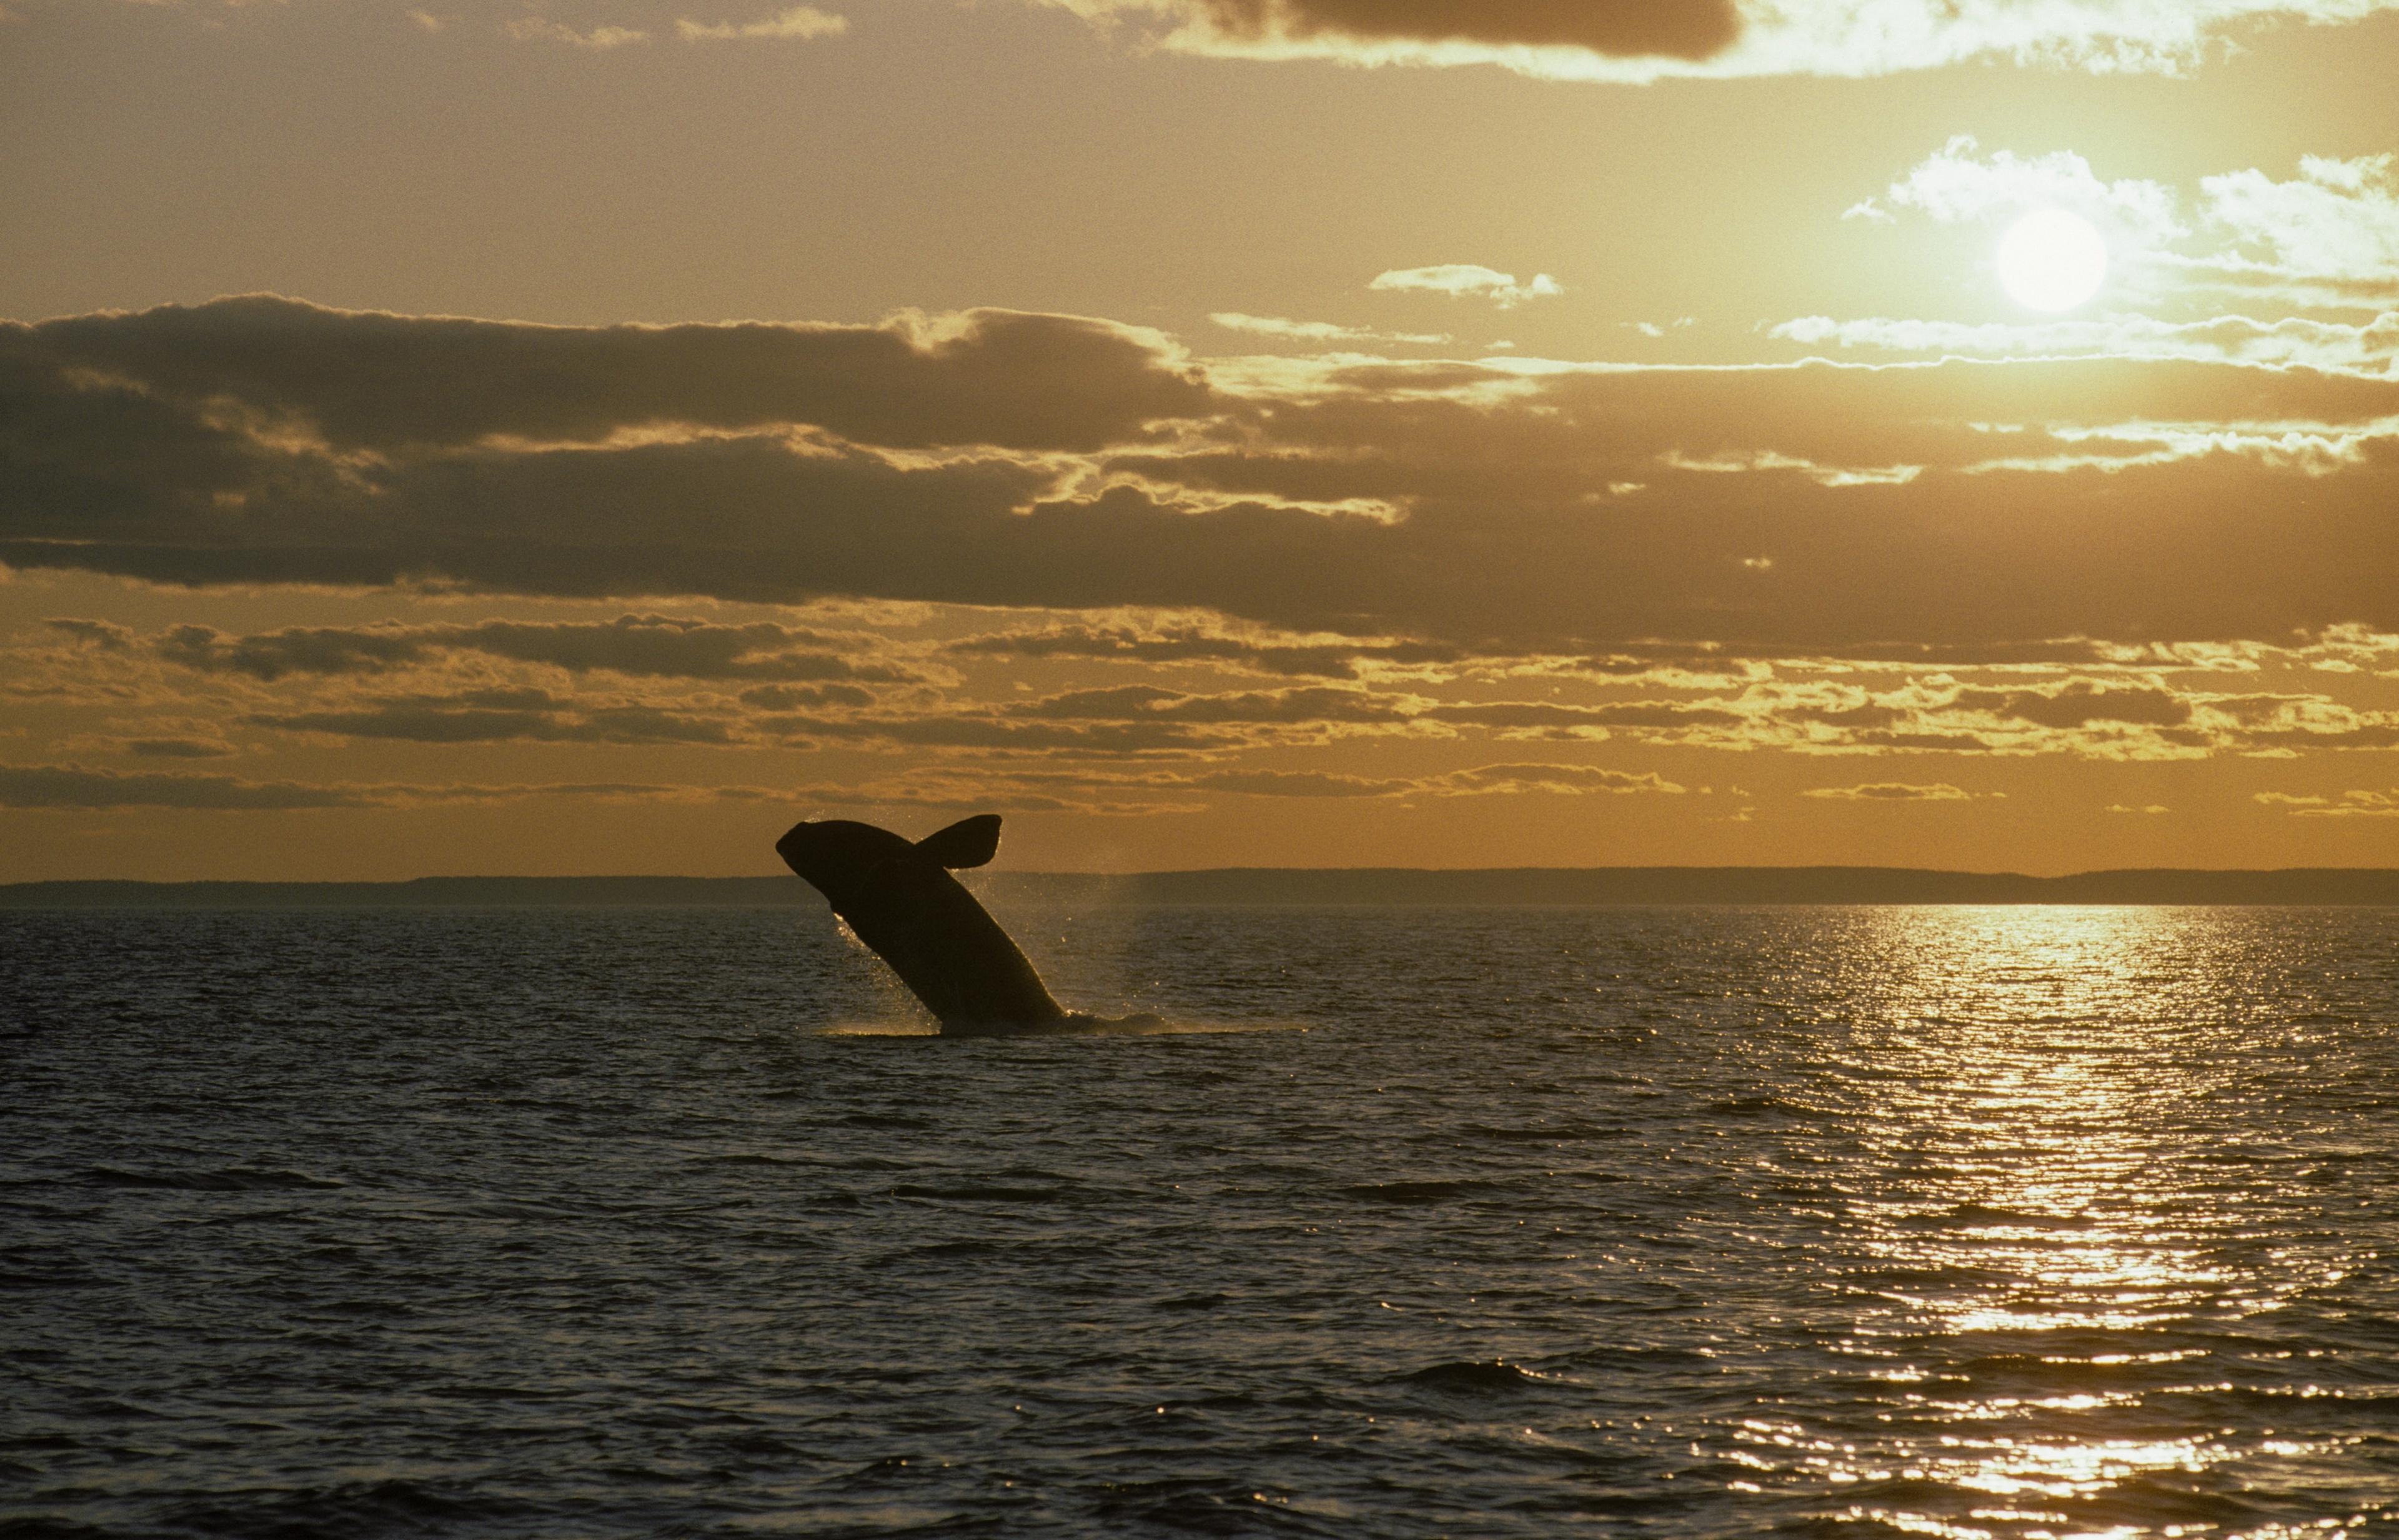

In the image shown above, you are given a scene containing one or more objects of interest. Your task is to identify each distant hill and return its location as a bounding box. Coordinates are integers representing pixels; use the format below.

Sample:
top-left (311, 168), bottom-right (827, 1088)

top-left (4, 868), bottom-right (2398, 908)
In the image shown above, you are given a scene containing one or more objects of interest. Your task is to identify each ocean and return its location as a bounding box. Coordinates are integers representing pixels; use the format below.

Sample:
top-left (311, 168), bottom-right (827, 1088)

top-left (4, 902), bottom-right (2397, 1538)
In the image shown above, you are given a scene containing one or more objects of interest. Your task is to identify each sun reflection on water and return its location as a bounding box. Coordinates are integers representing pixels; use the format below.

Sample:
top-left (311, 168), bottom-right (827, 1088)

top-left (1717, 907), bottom-right (2377, 1539)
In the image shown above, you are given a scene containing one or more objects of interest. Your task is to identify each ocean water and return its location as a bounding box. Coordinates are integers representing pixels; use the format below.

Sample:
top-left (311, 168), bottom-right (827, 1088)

top-left (4, 902), bottom-right (2397, 1539)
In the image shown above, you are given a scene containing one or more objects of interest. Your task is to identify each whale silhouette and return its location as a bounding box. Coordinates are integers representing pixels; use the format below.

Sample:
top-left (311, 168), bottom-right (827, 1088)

top-left (777, 813), bottom-right (1090, 1033)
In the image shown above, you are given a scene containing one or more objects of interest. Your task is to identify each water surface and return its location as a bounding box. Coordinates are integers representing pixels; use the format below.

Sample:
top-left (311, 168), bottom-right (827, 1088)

top-left (5, 904), bottom-right (2397, 1537)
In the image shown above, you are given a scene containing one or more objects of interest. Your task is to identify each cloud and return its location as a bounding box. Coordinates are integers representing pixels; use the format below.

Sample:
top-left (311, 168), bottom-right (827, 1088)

top-left (1847, 141), bottom-right (2399, 312)
top-left (1860, 136), bottom-right (2184, 237)
top-left (1803, 782), bottom-right (1984, 801)
top-left (1008, 682), bottom-right (1412, 725)
top-left (713, 660), bottom-right (2399, 765)
top-left (1054, 0), bottom-right (1742, 71)
top-left (11, 294), bottom-right (1206, 453)
top-left (504, 17), bottom-right (649, 47)
top-left (939, 681), bottom-right (1762, 745)
top-left (948, 621), bottom-right (1466, 679)
top-left (1046, 1), bottom-right (2399, 81)
top-left (1434, 762), bottom-right (1682, 795)
top-left (8, 296), bottom-right (2399, 657)
top-left (15, 618), bottom-right (2398, 832)
top-left (1947, 680), bottom-right (2192, 729)
top-left (248, 690), bottom-right (738, 745)
top-left (2201, 154), bottom-right (2399, 286)
top-left (1369, 266), bottom-right (1562, 309)
top-left (2255, 787), bottom-right (2399, 817)
top-left (46, 618), bottom-right (136, 651)
top-left (122, 738), bottom-right (239, 759)
top-left (1772, 312), bottom-right (2399, 373)
top-left (1186, 768), bottom-right (1410, 797)
top-left (158, 623), bottom-right (429, 680)
top-left (1419, 699), bottom-right (1741, 732)
top-left (797, 713), bottom-right (1226, 756)
top-left (144, 615), bottom-right (913, 683)
top-left (676, 5), bottom-right (847, 41)
top-left (1211, 312), bottom-right (1451, 346)
top-left (738, 682), bottom-right (875, 709)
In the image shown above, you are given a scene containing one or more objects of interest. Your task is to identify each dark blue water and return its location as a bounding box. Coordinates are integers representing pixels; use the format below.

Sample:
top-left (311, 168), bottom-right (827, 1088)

top-left (5, 904), bottom-right (2397, 1538)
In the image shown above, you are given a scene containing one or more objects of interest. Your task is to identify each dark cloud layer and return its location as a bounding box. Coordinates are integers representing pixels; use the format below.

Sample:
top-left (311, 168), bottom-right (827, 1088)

top-left (948, 623), bottom-right (1464, 679)
top-left (145, 615), bottom-right (904, 683)
top-left (18, 296), bottom-right (1204, 454)
top-left (250, 690), bottom-right (737, 746)
top-left (6, 297), bottom-right (2397, 657)
top-left (1952, 681), bottom-right (2193, 729)
top-left (124, 738), bottom-right (240, 759)
top-left (1059, 0), bottom-right (2399, 79)
top-left (1186, 0), bottom-right (1742, 61)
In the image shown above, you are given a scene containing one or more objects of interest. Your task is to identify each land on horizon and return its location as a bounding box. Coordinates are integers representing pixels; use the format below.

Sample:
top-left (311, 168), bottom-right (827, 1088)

top-left (8, 867), bottom-right (2399, 908)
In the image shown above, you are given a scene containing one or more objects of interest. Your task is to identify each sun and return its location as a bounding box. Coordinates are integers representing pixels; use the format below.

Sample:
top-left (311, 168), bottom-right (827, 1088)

top-left (1995, 209), bottom-right (2108, 312)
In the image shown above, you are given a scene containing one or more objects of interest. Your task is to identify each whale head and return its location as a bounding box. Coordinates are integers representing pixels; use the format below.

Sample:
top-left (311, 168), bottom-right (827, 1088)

top-left (775, 818), bottom-right (911, 907)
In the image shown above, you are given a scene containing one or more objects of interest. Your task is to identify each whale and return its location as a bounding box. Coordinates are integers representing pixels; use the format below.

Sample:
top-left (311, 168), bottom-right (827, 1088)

top-left (777, 813), bottom-right (1080, 1033)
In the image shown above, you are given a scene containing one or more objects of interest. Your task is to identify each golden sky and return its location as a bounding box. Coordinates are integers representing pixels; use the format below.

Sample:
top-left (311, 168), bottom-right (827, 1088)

top-left (3, 0), bottom-right (2397, 879)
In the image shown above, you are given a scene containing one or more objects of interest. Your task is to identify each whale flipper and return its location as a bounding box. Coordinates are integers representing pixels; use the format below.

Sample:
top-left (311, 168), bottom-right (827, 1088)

top-left (915, 813), bottom-right (1002, 870)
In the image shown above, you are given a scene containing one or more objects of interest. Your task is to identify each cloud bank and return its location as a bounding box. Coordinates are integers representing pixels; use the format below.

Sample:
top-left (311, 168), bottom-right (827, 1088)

top-left (5, 296), bottom-right (2397, 660)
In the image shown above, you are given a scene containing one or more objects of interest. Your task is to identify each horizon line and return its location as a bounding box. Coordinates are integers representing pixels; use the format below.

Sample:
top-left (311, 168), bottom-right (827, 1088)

top-left (8, 866), bottom-right (2399, 908)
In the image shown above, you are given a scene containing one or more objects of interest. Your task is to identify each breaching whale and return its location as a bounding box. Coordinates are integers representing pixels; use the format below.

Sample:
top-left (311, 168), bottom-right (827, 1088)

top-left (777, 813), bottom-right (1084, 1033)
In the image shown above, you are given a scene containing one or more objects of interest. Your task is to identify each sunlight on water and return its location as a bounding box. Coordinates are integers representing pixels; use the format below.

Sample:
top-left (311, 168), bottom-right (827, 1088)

top-left (1751, 909), bottom-right (2379, 1539)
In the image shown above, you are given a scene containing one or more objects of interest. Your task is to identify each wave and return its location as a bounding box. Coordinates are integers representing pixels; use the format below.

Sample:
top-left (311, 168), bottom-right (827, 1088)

top-left (1889, 1201), bottom-right (2096, 1231)
top-left (888, 1183), bottom-right (1065, 1203)
top-left (1398, 1359), bottom-right (1551, 1394)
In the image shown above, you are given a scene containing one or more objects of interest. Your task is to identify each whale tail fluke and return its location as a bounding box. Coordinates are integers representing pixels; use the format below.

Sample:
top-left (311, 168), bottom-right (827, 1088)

top-left (915, 813), bottom-right (1003, 870)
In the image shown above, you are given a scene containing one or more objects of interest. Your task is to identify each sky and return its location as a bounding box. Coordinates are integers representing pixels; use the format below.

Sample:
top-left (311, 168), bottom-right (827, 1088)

top-left (3, 0), bottom-right (2397, 880)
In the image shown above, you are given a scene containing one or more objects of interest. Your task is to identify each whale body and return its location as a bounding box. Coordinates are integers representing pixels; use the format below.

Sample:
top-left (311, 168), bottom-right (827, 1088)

top-left (777, 813), bottom-right (1070, 1032)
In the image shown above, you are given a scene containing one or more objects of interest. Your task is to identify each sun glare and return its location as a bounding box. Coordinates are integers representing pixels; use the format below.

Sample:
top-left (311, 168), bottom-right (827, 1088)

top-left (1995, 209), bottom-right (2108, 312)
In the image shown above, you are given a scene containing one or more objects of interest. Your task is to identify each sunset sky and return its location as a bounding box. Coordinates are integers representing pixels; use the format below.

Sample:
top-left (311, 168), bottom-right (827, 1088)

top-left (4, 0), bottom-right (2397, 879)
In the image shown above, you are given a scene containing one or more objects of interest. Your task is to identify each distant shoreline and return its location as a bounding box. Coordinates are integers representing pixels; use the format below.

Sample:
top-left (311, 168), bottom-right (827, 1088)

top-left (5, 868), bottom-right (2399, 908)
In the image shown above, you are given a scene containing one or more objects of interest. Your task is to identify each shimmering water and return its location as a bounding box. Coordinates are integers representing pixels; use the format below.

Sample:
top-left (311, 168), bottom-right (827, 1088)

top-left (4, 903), bottom-right (2397, 1539)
